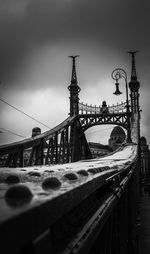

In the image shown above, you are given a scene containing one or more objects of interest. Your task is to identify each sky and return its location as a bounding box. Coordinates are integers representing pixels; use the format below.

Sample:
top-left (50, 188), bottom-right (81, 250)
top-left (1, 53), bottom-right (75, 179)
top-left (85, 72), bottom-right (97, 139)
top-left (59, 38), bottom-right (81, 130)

top-left (0, 0), bottom-right (150, 145)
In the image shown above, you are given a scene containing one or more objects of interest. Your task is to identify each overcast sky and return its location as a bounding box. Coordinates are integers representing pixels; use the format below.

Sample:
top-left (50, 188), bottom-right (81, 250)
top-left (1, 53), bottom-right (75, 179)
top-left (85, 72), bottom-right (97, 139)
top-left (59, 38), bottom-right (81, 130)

top-left (0, 0), bottom-right (150, 145)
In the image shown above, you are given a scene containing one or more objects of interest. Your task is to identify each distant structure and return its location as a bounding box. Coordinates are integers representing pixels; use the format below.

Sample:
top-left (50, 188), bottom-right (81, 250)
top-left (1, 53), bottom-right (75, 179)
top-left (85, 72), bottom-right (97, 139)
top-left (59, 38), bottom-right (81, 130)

top-left (88, 126), bottom-right (126, 157)
top-left (108, 126), bottom-right (126, 151)
top-left (24, 127), bottom-right (48, 166)
top-left (88, 142), bottom-right (113, 158)
top-left (68, 55), bottom-right (81, 116)
top-left (100, 101), bottom-right (109, 114)
top-left (32, 127), bottom-right (41, 137)
top-left (140, 136), bottom-right (150, 195)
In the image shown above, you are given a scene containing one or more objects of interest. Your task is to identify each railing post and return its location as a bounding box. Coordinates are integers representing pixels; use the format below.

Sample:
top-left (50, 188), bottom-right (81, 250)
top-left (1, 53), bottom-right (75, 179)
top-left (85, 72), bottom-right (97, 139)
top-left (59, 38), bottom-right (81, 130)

top-left (19, 148), bottom-right (24, 167)
top-left (55, 133), bottom-right (58, 164)
top-left (66, 126), bottom-right (70, 163)
top-left (40, 139), bottom-right (44, 165)
top-left (5, 154), bottom-right (12, 167)
top-left (86, 103), bottom-right (87, 114)
top-left (46, 139), bottom-right (51, 165)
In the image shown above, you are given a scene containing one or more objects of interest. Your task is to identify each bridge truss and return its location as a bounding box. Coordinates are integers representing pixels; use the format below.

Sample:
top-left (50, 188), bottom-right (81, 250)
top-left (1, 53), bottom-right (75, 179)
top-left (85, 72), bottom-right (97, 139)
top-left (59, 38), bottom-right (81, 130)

top-left (0, 116), bottom-right (92, 167)
top-left (0, 101), bottom-right (131, 167)
top-left (0, 53), bottom-right (139, 167)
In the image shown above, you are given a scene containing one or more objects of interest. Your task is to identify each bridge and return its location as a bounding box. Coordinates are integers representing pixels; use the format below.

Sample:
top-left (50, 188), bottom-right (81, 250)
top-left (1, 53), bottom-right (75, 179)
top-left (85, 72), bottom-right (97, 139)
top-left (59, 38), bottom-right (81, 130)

top-left (0, 52), bottom-right (144, 253)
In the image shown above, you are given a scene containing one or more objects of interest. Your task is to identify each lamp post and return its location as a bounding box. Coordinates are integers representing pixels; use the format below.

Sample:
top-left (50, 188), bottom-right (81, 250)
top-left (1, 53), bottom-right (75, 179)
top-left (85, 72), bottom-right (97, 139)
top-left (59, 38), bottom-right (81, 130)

top-left (111, 68), bottom-right (132, 143)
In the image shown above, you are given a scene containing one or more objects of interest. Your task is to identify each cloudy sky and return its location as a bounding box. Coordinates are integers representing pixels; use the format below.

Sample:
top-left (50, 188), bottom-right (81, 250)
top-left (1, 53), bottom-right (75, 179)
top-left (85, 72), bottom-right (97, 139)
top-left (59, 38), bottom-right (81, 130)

top-left (0, 0), bottom-right (150, 145)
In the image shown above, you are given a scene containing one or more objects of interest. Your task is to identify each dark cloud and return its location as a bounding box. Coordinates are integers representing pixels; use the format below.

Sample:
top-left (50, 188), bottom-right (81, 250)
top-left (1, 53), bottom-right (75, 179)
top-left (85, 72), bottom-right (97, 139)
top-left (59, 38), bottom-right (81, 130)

top-left (0, 0), bottom-right (150, 87)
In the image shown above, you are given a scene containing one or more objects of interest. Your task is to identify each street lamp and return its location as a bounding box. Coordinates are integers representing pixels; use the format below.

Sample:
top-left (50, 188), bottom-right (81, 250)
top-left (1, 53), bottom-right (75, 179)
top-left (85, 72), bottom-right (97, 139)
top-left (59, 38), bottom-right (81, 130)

top-left (111, 68), bottom-right (132, 143)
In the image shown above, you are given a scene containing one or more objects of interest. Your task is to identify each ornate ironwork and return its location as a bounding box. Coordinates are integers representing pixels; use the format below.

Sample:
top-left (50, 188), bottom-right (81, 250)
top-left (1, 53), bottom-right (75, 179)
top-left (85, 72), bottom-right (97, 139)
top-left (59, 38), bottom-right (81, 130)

top-left (69, 55), bottom-right (80, 83)
top-left (0, 53), bottom-right (141, 167)
top-left (111, 67), bottom-right (132, 143)
top-left (111, 68), bottom-right (128, 83)
top-left (0, 53), bottom-right (141, 254)
top-left (0, 116), bottom-right (92, 167)
top-left (128, 51), bottom-right (139, 79)
top-left (79, 101), bottom-right (130, 114)
top-left (68, 56), bottom-right (81, 116)
top-left (0, 101), bottom-right (132, 167)
top-left (79, 112), bottom-right (129, 131)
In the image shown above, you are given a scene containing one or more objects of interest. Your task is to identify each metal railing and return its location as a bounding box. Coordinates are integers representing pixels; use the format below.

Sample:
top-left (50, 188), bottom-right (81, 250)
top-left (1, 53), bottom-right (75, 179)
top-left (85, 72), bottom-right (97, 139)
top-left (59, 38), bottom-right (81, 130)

top-left (79, 101), bottom-right (131, 114)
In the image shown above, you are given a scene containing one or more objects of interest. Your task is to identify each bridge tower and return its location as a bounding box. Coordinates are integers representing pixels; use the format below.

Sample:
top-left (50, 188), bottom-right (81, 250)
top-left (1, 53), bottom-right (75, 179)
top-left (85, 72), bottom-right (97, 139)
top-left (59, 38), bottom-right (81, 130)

top-left (68, 56), bottom-right (81, 116)
top-left (128, 51), bottom-right (140, 113)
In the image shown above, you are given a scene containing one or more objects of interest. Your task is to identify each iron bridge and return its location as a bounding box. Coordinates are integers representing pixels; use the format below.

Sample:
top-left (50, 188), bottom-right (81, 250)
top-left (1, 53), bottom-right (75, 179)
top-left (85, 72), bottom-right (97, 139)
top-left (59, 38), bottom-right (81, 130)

top-left (0, 52), bottom-right (142, 254)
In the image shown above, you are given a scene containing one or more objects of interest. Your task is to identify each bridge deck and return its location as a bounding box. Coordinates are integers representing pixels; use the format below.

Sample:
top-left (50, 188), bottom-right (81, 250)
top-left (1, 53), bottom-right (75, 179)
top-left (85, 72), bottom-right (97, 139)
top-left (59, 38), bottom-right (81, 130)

top-left (0, 144), bottom-right (137, 222)
top-left (139, 197), bottom-right (150, 254)
top-left (0, 144), bottom-right (137, 253)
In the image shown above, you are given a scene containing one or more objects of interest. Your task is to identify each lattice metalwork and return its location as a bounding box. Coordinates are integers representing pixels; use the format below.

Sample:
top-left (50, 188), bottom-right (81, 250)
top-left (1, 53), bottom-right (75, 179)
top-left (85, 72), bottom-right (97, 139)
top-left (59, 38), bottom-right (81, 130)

top-left (0, 116), bottom-right (92, 167)
top-left (79, 101), bottom-right (131, 115)
top-left (78, 112), bottom-right (129, 131)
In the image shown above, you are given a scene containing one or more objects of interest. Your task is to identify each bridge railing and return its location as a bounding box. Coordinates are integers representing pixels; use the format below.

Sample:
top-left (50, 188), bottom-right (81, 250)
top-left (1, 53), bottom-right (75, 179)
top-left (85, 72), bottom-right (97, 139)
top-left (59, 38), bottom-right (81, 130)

top-left (0, 113), bottom-right (93, 167)
top-left (79, 100), bottom-right (131, 114)
top-left (0, 145), bottom-right (139, 254)
top-left (0, 116), bottom-right (77, 167)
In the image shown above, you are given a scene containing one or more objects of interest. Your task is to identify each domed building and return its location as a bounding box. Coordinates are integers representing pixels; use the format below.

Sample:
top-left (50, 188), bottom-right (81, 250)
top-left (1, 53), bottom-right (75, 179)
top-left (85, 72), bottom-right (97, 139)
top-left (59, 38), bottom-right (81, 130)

top-left (108, 126), bottom-right (126, 151)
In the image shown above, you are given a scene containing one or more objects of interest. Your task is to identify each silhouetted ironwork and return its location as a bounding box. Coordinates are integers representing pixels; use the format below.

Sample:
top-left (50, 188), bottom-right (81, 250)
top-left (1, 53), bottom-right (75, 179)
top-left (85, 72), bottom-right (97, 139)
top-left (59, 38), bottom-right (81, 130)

top-left (129, 51), bottom-right (140, 114)
top-left (68, 55), bottom-right (81, 116)
top-left (0, 52), bottom-right (142, 254)
top-left (111, 68), bottom-right (132, 143)
top-left (79, 100), bottom-right (129, 114)
top-left (128, 50), bottom-right (139, 79)
top-left (0, 53), bottom-right (140, 169)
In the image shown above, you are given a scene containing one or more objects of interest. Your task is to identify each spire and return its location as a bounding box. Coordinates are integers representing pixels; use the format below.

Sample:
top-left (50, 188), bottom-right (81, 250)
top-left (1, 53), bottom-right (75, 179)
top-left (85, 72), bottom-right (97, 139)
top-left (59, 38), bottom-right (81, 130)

top-left (69, 55), bottom-right (80, 84)
top-left (128, 51), bottom-right (140, 114)
top-left (128, 51), bottom-right (139, 80)
top-left (128, 51), bottom-right (140, 92)
top-left (68, 55), bottom-right (81, 116)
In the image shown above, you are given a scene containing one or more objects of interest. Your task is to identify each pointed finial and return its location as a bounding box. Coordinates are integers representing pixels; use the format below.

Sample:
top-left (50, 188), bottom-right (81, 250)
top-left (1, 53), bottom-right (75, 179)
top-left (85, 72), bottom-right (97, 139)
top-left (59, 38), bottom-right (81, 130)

top-left (69, 55), bottom-right (80, 84)
top-left (69, 55), bottom-right (80, 60)
top-left (128, 51), bottom-right (139, 80)
top-left (128, 51), bottom-right (140, 92)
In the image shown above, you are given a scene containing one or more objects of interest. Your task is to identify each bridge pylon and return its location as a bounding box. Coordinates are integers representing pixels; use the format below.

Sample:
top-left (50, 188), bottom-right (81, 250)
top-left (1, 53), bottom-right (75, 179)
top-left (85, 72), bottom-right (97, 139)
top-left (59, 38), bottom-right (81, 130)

top-left (70, 119), bottom-right (92, 162)
top-left (68, 56), bottom-right (81, 116)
